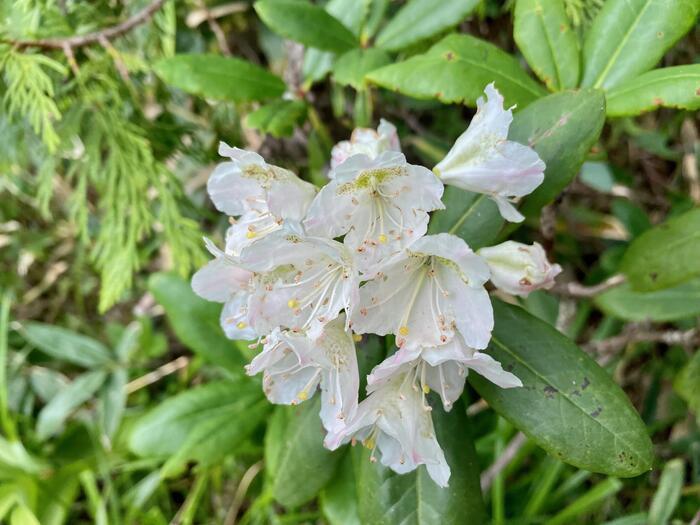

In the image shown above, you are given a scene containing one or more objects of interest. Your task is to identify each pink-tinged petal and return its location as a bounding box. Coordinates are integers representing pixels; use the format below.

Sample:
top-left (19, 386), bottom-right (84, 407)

top-left (266, 172), bottom-right (317, 222)
top-left (191, 256), bottom-right (252, 302)
top-left (303, 180), bottom-right (356, 239)
top-left (493, 196), bottom-right (525, 223)
top-left (220, 292), bottom-right (257, 340)
top-left (410, 233), bottom-right (490, 286)
top-left (424, 361), bottom-right (467, 411)
top-left (463, 352), bottom-right (523, 388)
top-left (330, 119), bottom-right (402, 170)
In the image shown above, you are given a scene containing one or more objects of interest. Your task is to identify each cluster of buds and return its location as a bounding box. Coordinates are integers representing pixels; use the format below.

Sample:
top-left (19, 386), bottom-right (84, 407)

top-left (192, 84), bottom-right (561, 487)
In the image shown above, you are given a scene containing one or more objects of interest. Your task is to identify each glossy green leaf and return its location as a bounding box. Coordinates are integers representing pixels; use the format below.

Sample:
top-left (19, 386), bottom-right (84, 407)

top-left (333, 48), bottom-right (391, 89)
top-left (367, 34), bottom-right (546, 108)
top-left (595, 279), bottom-right (700, 322)
top-left (606, 65), bottom-right (700, 117)
top-left (580, 0), bottom-right (700, 89)
top-left (265, 397), bottom-right (343, 507)
top-left (674, 350), bottom-right (700, 418)
top-left (154, 54), bottom-right (285, 102)
top-left (354, 402), bottom-right (487, 524)
top-left (320, 452), bottom-right (361, 525)
top-left (246, 100), bottom-right (307, 138)
top-left (514, 0), bottom-right (580, 90)
top-left (470, 301), bottom-right (653, 477)
top-left (129, 379), bottom-right (261, 458)
top-left (162, 398), bottom-right (270, 477)
top-left (510, 89), bottom-right (606, 217)
top-left (23, 323), bottom-right (112, 368)
top-left (37, 369), bottom-right (108, 440)
top-left (648, 458), bottom-right (684, 525)
top-left (254, 0), bottom-right (357, 53)
top-left (375, 0), bottom-right (479, 51)
top-left (620, 208), bottom-right (700, 291)
top-left (428, 190), bottom-right (502, 250)
top-left (10, 505), bottom-right (40, 525)
top-left (148, 273), bottom-right (246, 372)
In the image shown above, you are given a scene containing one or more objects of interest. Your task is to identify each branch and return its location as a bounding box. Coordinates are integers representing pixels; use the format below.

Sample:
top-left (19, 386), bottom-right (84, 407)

top-left (584, 326), bottom-right (699, 356)
top-left (480, 432), bottom-right (527, 492)
top-left (552, 274), bottom-right (626, 298)
top-left (7, 0), bottom-right (165, 50)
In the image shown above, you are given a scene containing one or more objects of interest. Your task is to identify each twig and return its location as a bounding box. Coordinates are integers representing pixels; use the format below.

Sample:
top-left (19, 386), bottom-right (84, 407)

top-left (125, 356), bottom-right (189, 394)
top-left (194, 0), bottom-right (232, 56)
top-left (584, 326), bottom-right (699, 356)
top-left (480, 432), bottom-right (527, 492)
top-left (552, 274), bottom-right (626, 298)
top-left (186, 2), bottom-right (248, 28)
top-left (224, 461), bottom-right (264, 525)
top-left (6, 0), bottom-right (165, 49)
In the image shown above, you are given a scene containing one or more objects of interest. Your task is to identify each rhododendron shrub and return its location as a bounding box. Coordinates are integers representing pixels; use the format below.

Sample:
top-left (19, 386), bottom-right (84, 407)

top-left (192, 84), bottom-right (561, 487)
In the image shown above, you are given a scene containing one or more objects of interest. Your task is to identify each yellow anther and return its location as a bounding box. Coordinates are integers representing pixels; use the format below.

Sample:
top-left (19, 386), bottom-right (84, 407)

top-left (399, 326), bottom-right (409, 336)
top-left (432, 167), bottom-right (441, 177)
top-left (352, 333), bottom-right (363, 342)
top-left (297, 390), bottom-right (308, 401)
top-left (422, 384), bottom-right (431, 394)
top-left (378, 234), bottom-right (388, 244)
top-left (287, 298), bottom-right (299, 309)
top-left (246, 231), bottom-right (257, 239)
top-left (362, 436), bottom-right (376, 450)
top-left (236, 321), bottom-right (247, 330)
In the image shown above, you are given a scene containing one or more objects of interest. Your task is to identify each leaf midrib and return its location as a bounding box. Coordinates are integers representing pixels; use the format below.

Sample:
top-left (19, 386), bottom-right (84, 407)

top-left (447, 53), bottom-right (544, 99)
top-left (489, 334), bottom-right (644, 465)
top-left (608, 72), bottom-right (700, 99)
top-left (448, 194), bottom-right (486, 235)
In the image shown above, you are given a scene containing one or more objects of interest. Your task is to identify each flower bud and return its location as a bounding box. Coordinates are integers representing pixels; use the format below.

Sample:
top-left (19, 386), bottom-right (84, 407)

top-left (330, 119), bottom-right (400, 169)
top-left (478, 241), bottom-right (561, 296)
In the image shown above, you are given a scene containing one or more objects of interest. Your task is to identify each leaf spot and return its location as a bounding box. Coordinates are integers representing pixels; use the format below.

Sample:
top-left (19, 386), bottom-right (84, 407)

top-left (590, 406), bottom-right (602, 418)
top-left (543, 386), bottom-right (558, 398)
top-left (581, 376), bottom-right (590, 390)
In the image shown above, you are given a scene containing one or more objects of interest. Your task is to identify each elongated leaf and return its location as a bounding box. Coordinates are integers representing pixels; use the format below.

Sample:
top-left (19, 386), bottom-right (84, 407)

top-left (470, 301), bottom-right (653, 477)
top-left (10, 505), bottom-right (40, 525)
top-left (606, 65), bottom-right (700, 117)
top-left (100, 368), bottom-right (127, 438)
top-left (154, 54), bottom-right (285, 102)
top-left (367, 34), bottom-right (546, 108)
top-left (148, 273), bottom-right (246, 372)
top-left (162, 398), bottom-right (270, 477)
top-left (375, 0), bottom-right (479, 51)
top-left (333, 48), bottom-right (391, 89)
top-left (255, 0), bottom-right (357, 53)
top-left (129, 380), bottom-right (261, 458)
top-left (674, 350), bottom-right (700, 419)
top-left (595, 279), bottom-right (700, 322)
top-left (428, 190), bottom-right (502, 250)
top-left (23, 323), bottom-right (112, 368)
top-left (266, 397), bottom-right (343, 507)
top-left (514, 0), bottom-right (579, 90)
top-left (648, 459), bottom-right (684, 525)
top-left (620, 208), bottom-right (700, 291)
top-left (246, 100), bottom-right (307, 138)
top-left (37, 369), bottom-right (108, 440)
top-left (580, 0), bottom-right (700, 89)
top-left (511, 89), bottom-right (606, 217)
top-left (354, 402), bottom-right (487, 524)
top-left (320, 452), bottom-right (361, 525)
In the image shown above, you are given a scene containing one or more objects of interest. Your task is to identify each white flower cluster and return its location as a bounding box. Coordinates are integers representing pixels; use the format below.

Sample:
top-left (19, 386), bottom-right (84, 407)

top-left (192, 84), bottom-right (561, 487)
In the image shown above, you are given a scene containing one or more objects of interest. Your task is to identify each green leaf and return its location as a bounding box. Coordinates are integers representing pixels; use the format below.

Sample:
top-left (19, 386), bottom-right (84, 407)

top-left (620, 208), bottom-right (700, 291)
top-left (0, 435), bottom-right (46, 474)
top-left (545, 478), bottom-right (623, 525)
top-left (674, 350), bottom-right (700, 419)
top-left (254, 0), bottom-right (357, 53)
top-left (333, 48), bottom-right (391, 89)
top-left (100, 368), bottom-right (127, 438)
top-left (580, 0), bottom-right (700, 89)
top-left (10, 504), bottom-right (40, 525)
top-left (428, 190), bottom-right (502, 250)
top-left (22, 323), bottom-right (112, 368)
top-left (606, 65), bottom-right (700, 117)
top-left (367, 34), bottom-right (546, 108)
top-left (265, 397), bottom-right (343, 507)
top-left (510, 89), bottom-right (606, 217)
top-left (246, 100), bottom-right (307, 138)
top-left (129, 379), bottom-right (261, 458)
top-left (470, 301), bottom-right (653, 477)
top-left (375, 0), bottom-right (479, 52)
top-left (513, 0), bottom-right (580, 90)
top-left (354, 402), bottom-right (487, 524)
top-left (154, 54), bottom-right (285, 102)
top-left (37, 369), bottom-right (108, 441)
top-left (595, 279), bottom-right (700, 322)
top-left (648, 458), bottom-right (684, 525)
top-left (162, 398), bottom-right (270, 477)
top-left (148, 273), bottom-right (247, 372)
top-left (320, 453), bottom-right (361, 525)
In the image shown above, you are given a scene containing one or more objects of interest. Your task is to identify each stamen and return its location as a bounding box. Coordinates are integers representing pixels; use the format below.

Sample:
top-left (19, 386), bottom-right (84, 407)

top-left (287, 299), bottom-right (299, 309)
top-left (236, 321), bottom-right (247, 329)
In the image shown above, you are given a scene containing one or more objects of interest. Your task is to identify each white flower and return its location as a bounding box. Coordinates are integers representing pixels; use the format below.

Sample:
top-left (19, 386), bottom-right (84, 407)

top-left (208, 143), bottom-right (317, 255)
top-left (325, 364), bottom-right (450, 487)
top-left (351, 233), bottom-right (493, 350)
top-left (304, 151), bottom-right (444, 275)
top-left (191, 240), bottom-right (256, 340)
top-left (433, 83), bottom-right (545, 223)
top-left (367, 334), bottom-right (522, 411)
top-left (240, 229), bottom-right (359, 339)
top-left (478, 241), bottom-right (562, 297)
top-left (330, 119), bottom-right (401, 170)
top-left (245, 315), bottom-right (359, 433)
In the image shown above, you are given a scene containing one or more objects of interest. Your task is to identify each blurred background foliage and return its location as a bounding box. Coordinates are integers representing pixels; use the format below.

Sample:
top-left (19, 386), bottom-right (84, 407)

top-left (0, 0), bottom-right (699, 523)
